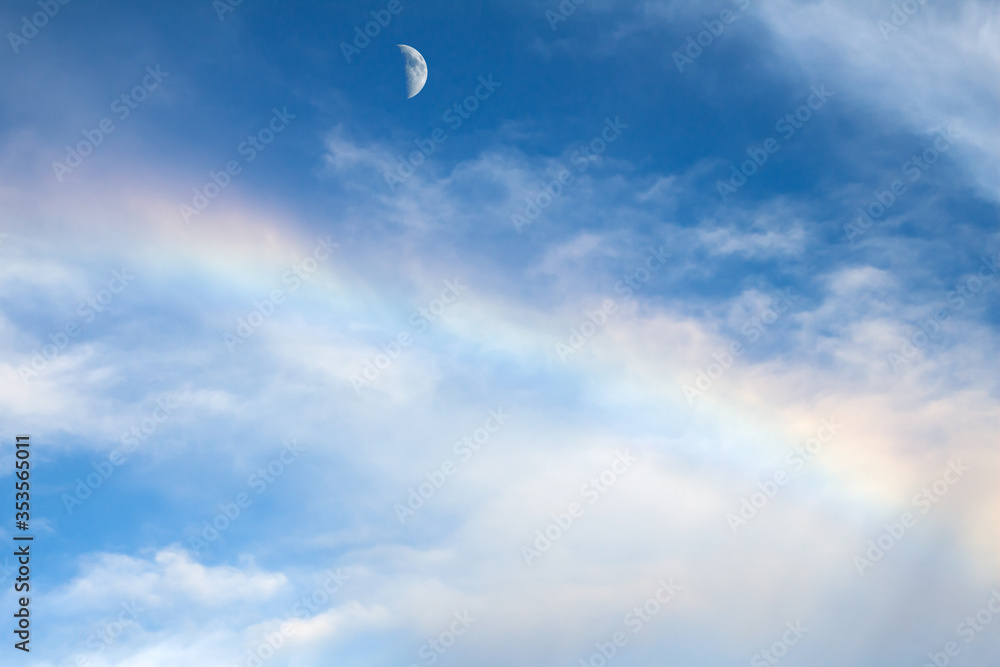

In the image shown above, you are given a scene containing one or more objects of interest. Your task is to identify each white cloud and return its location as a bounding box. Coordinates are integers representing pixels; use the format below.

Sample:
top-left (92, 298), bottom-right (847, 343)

top-left (52, 548), bottom-right (287, 611)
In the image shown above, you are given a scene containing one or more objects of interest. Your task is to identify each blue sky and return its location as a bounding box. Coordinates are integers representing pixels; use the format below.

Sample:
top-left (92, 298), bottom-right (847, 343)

top-left (1, 0), bottom-right (998, 665)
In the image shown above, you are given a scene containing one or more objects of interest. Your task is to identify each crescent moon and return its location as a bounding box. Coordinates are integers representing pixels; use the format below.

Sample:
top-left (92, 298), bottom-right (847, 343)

top-left (397, 44), bottom-right (427, 99)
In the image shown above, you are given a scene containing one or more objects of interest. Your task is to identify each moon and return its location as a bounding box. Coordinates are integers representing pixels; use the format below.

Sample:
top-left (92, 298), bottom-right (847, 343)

top-left (397, 44), bottom-right (427, 99)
